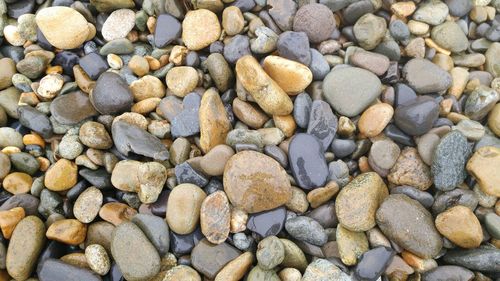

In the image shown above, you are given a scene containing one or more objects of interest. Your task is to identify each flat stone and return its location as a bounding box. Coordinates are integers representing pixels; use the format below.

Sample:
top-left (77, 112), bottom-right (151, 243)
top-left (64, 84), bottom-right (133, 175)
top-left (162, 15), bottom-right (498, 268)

top-left (403, 58), bottom-right (452, 94)
top-left (268, 0), bottom-right (297, 31)
top-left (91, 72), bottom-right (133, 115)
top-left (50, 91), bottom-right (98, 125)
top-left (276, 31), bottom-right (311, 65)
top-left (355, 247), bottom-right (395, 281)
top-left (336, 224), bottom-right (369, 266)
top-left (288, 133), bottom-right (329, 189)
top-left (191, 239), bottom-right (241, 279)
top-left (102, 9), bottom-right (135, 41)
top-left (394, 96), bottom-right (439, 136)
top-left (199, 88), bottom-right (232, 153)
top-left (422, 266), bottom-right (474, 281)
top-left (307, 100), bottom-right (338, 151)
top-left (443, 248), bottom-right (500, 272)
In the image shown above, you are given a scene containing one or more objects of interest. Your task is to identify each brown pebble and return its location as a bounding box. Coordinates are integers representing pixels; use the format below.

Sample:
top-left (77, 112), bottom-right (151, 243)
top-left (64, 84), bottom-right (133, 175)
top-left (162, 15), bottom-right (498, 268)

top-left (0, 207), bottom-right (25, 239)
top-left (99, 202), bottom-right (138, 226)
top-left (46, 219), bottom-right (87, 245)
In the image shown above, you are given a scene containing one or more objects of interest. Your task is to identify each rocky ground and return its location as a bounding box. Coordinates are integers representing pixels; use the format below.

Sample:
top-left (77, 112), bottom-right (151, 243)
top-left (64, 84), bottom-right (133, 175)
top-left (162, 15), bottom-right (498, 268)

top-left (0, 0), bottom-right (499, 280)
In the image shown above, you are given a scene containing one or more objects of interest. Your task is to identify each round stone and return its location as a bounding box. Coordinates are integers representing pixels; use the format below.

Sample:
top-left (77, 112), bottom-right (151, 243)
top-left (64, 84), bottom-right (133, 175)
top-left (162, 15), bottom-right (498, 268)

top-left (223, 151), bottom-right (292, 213)
top-left (388, 147), bottom-right (433, 190)
top-left (165, 66), bottom-right (199, 97)
top-left (262, 55), bottom-right (313, 94)
top-left (74, 187), bottom-right (103, 223)
top-left (85, 244), bottom-right (110, 276)
top-left (79, 121), bottom-right (113, 149)
top-left (466, 146), bottom-right (500, 197)
top-left (435, 205), bottom-right (483, 248)
top-left (394, 96), bottom-right (439, 136)
top-left (91, 72), bottom-right (133, 115)
top-left (222, 6), bottom-right (245, 36)
top-left (3, 172), bottom-right (32, 194)
top-left (200, 191), bottom-right (231, 244)
top-left (44, 159), bottom-right (78, 191)
top-left (358, 103), bottom-right (394, 137)
top-left (46, 219), bottom-right (87, 245)
top-left (256, 236), bottom-right (285, 270)
top-left (166, 183), bottom-right (207, 235)
top-left (182, 9), bottom-right (221, 50)
top-left (164, 265), bottom-right (201, 281)
top-left (293, 3), bottom-right (336, 43)
top-left (101, 9), bottom-right (135, 41)
top-left (353, 14), bottom-right (387, 50)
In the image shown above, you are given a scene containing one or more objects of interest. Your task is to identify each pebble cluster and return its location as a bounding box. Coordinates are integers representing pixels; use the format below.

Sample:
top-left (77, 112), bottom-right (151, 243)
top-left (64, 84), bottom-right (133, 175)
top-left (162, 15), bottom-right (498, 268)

top-left (0, 0), bottom-right (499, 280)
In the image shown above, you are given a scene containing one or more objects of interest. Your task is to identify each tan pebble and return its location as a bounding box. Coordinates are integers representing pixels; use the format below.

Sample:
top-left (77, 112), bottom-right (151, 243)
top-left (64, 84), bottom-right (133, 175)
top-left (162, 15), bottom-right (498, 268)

top-left (85, 244), bottom-right (110, 275)
top-left (166, 183), bottom-right (206, 234)
top-left (387, 147), bottom-right (432, 190)
top-left (285, 186), bottom-right (309, 214)
top-left (107, 54), bottom-right (123, 70)
top-left (401, 251), bottom-right (437, 273)
top-left (73, 65), bottom-right (95, 93)
top-left (99, 202), bottom-right (137, 226)
top-left (2, 172), bottom-right (33, 194)
top-left (199, 88), bottom-right (232, 153)
top-left (435, 205), bottom-right (483, 248)
top-left (46, 65), bottom-right (63, 75)
top-left (466, 146), bottom-right (500, 197)
top-left (336, 224), bottom-right (369, 266)
top-left (130, 75), bottom-right (165, 101)
top-left (215, 252), bottom-right (253, 281)
top-left (358, 156), bottom-right (372, 173)
top-left (391, 1), bottom-right (416, 17)
top-left (273, 115), bottom-right (296, 138)
top-left (408, 20), bottom-right (429, 36)
top-left (230, 208), bottom-right (248, 233)
top-left (448, 67), bottom-right (469, 98)
top-left (0, 207), bottom-right (25, 239)
top-left (222, 6), bottom-right (245, 36)
top-left (337, 116), bottom-right (356, 137)
top-left (74, 187), bottom-right (103, 223)
top-left (182, 9), bottom-right (221, 50)
top-left (46, 219), bottom-right (87, 245)
top-left (307, 181), bottom-right (339, 208)
top-left (61, 253), bottom-right (90, 269)
top-left (447, 112), bottom-right (469, 124)
top-left (113, 112), bottom-right (148, 130)
top-left (3, 25), bottom-right (26, 47)
top-left (358, 103), bottom-right (394, 138)
top-left (199, 144), bottom-right (235, 176)
top-left (232, 98), bottom-right (269, 129)
top-left (37, 74), bottom-right (64, 99)
top-left (128, 55), bottom-right (150, 77)
top-left (425, 38), bottom-right (451, 56)
top-left (18, 92), bottom-right (39, 106)
top-left (163, 265), bottom-right (200, 281)
top-left (145, 56), bottom-right (161, 71)
top-left (200, 191), bottom-right (231, 244)
top-left (1, 147), bottom-right (21, 155)
top-left (262, 55), bottom-right (313, 95)
top-left (166, 66), bottom-right (199, 97)
top-left (37, 157), bottom-right (50, 172)
top-left (439, 98), bottom-right (453, 116)
top-left (131, 97), bottom-right (161, 115)
top-left (23, 133), bottom-right (45, 148)
top-left (279, 268), bottom-right (302, 281)
top-left (432, 53), bottom-right (454, 71)
top-left (488, 103), bottom-right (500, 137)
top-left (169, 45), bottom-right (188, 66)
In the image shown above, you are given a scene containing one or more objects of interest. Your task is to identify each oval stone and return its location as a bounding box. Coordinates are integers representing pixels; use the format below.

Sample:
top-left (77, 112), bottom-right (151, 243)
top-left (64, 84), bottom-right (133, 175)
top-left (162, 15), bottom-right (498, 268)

top-left (91, 72), bottom-right (133, 115)
top-left (200, 191), bottom-right (231, 244)
top-left (289, 133), bottom-right (329, 189)
top-left (166, 183), bottom-right (207, 235)
top-left (35, 7), bottom-right (89, 49)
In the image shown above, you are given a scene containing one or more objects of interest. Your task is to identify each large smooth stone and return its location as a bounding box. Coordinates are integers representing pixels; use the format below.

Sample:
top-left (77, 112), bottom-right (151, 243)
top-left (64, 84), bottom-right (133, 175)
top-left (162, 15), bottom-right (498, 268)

top-left (17, 106), bottom-right (53, 138)
top-left (50, 91), bottom-right (98, 125)
top-left (37, 259), bottom-right (102, 281)
top-left (35, 7), bottom-right (89, 49)
top-left (403, 58), bottom-right (452, 94)
top-left (289, 133), bottom-right (329, 189)
top-left (442, 248), bottom-right (500, 272)
top-left (91, 72), bottom-right (133, 115)
top-left (394, 96), bottom-right (439, 136)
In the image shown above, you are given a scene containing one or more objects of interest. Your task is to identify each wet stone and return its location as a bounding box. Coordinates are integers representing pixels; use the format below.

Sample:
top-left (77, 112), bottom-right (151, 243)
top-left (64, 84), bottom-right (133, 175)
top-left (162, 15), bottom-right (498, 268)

top-left (79, 53), bottom-right (108, 81)
top-left (175, 162), bottom-right (208, 187)
top-left (422, 265), bottom-right (474, 281)
top-left (191, 239), bottom-right (241, 279)
top-left (431, 188), bottom-right (478, 215)
top-left (18, 106), bottom-right (52, 139)
top-left (247, 207), bottom-right (286, 238)
top-left (391, 186), bottom-right (434, 209)
top-left (442, 248), bottom-right (500, 272)
top-left (307, 100), bottom-right (338, 151)
top-left (354, 247), bottom-right (395, 281)
top-left (91, 72), bottom-right (133, 115)
top-left (289, 133), bottom-right (329, 189)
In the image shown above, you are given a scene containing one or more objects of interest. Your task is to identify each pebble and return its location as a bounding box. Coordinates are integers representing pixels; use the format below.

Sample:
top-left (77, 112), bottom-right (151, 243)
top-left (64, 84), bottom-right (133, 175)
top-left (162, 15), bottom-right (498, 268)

top-left (91, 72), bottom-right (133, 115)
top-left (0, 58), bottom-right (15, 90)
top-left (170, 93), bottom-right (200, 137)
top-left (285, 216), bottom-right (328, 246)
top-left (251, 26), bottom-right (279, 54)
top-left (38, 258), bottom-right (101, 281)
top-left (432, 131), bottom-right (470, 191)
top-left (3, 172), bottom-right (32, 194)
top-left (323, 66), bottom-right (382, 117)
top-left (165, 66), bottom-right (199, 97)
top-left (351, 50), bottom-right (390, 76)
top-left (73, 187), bottom-right (102, 223)
top-left (359, 103), bottom-right (393, 137)
top-left (256, 236), bottom-right (285, 270)
top-left (435, 205), bottom-right (483, 248)
top-left (453, 119), bottom-right (485, 141)
top-left (79, 53), bottom-right (108, 81)
top-left (233, 98), bottom-right (269, 129)
top-left (132, 214), bottom-right (170, 256)
top-left (200, 191), bottom-right (230, 244)
top-left (277, 31), bottom-right (311, 65)
top-left (353, 14), bottom-right (387, 50)
top-left (223, 150), bottom-right (291, 213)
top-left (215, 252), bottom-right (253, 281)
top-left (18, 106), bottom-right (53, 139)
top-left (331, 139), bottom-right (356, 158)
top-left (376, 194), bottom-right (443, 258)
top-left (102, 9), bottom-right (135, 41)
top-left (466, 146), bottom-right (500, 197)
top-left (293, 4), bottom-right (336, 44)
top-left (46, 219), bottom-right (87, 245)
top-left (79, 121), bottom-right (113, 149)
top-left (431, 21), bottom-right (469, 53)
top-left (403, 58), bottom-right (452, 94)
top-left (488, 103), bottom-right (500, 137)
top-left (307, 100), bottom-right (338, 151)
top-left (336, 172), bottom-right (388, 232)
top-left (302, 259), bottom-right (351, 281)
top-left (443, 248), bottom-right (500, 272)
top-left (289, 133), bottom-right (329, 189)
top-left (422, 265), bottom-right (474, 281)
top-left (0, 87), bottom-right (21, 119)
top-left (247, 207), bottom-right (286, 238)
top-left (35, 7), bottom-right (89, 49)
top-left (262, 55), bottom-right (312, 94)
top-left (206, 53), bottom-right (234, 92)
top-left (388, 147), bottom-right (433, 190)
top-left (166, 183), bottom-right (206, 234)
top-left (355, 247), bottom-right (395, 281)
top-left (395, 96), bottom-right (439, 136)
top-left (417, 133), bottom-right (440, 165)
top-left (182, 9), bottom-right (221, 50)
top-left (111, 222), bottom-right (160, 281)
top-left (464, 85), bottom-right (499, 121)
top-left (6, 216), bottom-right (45, 281)
top-left (268, 0), bottom-right (297, 31)
top-left (44, 159), bottom-right (78, 191)
top-left (485, 43), bottom-right (500, 77)
top-left (191, 239), bottom-right (241, 279)
top-left (280, 239), bottom-right (308, 271)
top-left (446, 0), bottom-right (472, 16)
top-left (336, 224), bottom-right (369, 266)
top-left (222, 6), bottom-right (244, 36)
top-left (199, 88), bottom-right (232, 153)
top-left (223, 35), bottom-right (251, 64)
top-left (0, 152), bottom-right (10, 179)
top-left (85, 244), bottom-right (110, 275)
top-left (0, 127), bottom-right (23, 148)
top-left (368, 139), bottom-right (400, 176)
top-left (413, 0), bottom-right (449, 25)
top-left (0, 207), bottom-right (25, 239)
top-left (246, 266), bottom-right (280, 281)
top-left (431, 188), bottom-right (478, 215)
top-left (50, 91), bottom-right (98, 125)
top-left (10, 152), bottom-right (39, 176)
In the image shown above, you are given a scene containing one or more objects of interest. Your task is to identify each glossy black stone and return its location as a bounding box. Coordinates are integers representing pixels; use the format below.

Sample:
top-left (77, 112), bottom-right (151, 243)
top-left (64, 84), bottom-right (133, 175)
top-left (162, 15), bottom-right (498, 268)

top-left (154, 13), bottom-right (182, 48)
top-left (170, 228), bottom-right (204, 256)
top-left (307, 100), bottom-right (338, 151)
top-left (38, 259), bottom-right (102, 281)
top-left (174, 162), bottom-right (209, 187)
top-left (384, 124), bottom-right (415, 147)
top-left (354, 247), bottom-right (395, 281)
top-left (289, 133), bottom-right (329, 189)
top-left (17, 106), bottom-right (53, 138)
top-left (247, 207), bottom-right (286, 238)
top-left (78, 168), bottom-right (112, 190)
top-left (79, 52), bottom-right (108, 80)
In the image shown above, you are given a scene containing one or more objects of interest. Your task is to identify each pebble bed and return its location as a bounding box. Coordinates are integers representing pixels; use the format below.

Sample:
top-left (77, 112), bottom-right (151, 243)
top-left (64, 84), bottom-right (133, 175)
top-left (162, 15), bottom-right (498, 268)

top-left (0, 0), bottom-right (499, 280)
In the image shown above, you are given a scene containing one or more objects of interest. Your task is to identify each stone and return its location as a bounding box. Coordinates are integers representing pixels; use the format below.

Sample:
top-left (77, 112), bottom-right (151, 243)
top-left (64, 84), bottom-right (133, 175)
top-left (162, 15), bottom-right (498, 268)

top-left (268, 0), bottom-right (297, 31)
top-left (0, 152), bottom-right (10, 179)
top-left (85, 244), bottom-right (110, 275)
top-left (232, 98), bottom-right (269, 129)
top-left (79, 53), bottom-right (108, 81)
top-left (102, 9), bottom-right (135, 41)
top-left (247, 207), bottom-right (286, 238)
top-left (293, 3), bottom-right (335, 43)
top-left (79, 121), bottom-right (112, 149)
top-left (331, 139), bottom-right (356, 159)
top-left (111, 222), bottom-right (160, 281)
top-left (206, 53), bottom-right (234, 92)
top-left (73, 187), bottom-right (103, 223)
top-left (403, 58), bottom-right (452, 94)
top-left (302, 259), bottom-right (350, 281)
top-left (280, 239), bottom-right (308, 271)
top-left (336, 224), bottom-right (369, 266)
top-left (200, 191), bottom-right (230, 244)
top-left (99, 202), bottom-right (137, 226)
top-left (394, 96), bottom-right (439, 136)
top-left (46, 219), bottom-right (87, 245)
top-left (376, 194), bottom-right (442, 258)
top-left (132, 214), bottom-right (170, 256)
top-left (262, 55), bottom-right (312, 94)
top-left (353, 14), bottom-right (387, 50)
top-left (289, 133), bottom-right (329, 189)
top-left (2, 172), bottom-right (32, 194)
top-left (355, 247), bottom-right (395, 281)
top-left (413, 0), bottom-right (449, 25)
top-left (191, 239), bottom-right (241, 279)
top-left (235, 55), bottom-right (293, 116)
top-left (323, 67), bottom-right (382, 117)
top-left (0, 87), bottom-right (21, 119)
top-left (307, 100), bottom-right (338, 151)
top-left (431, 21), bottom-right (469, 53)
top-left (170, 93), bottom-right (200, 137)
top-left (166, 183), bottom-right (206, 235)
top-left (256, 236), bottom-right (284, 270)
top-left (85, 221), bottom-right (114, 254)
top-left (485, 43), bottom-right (500, 77)
top-left (0, 58), bottom-right (15, 90)
top-left (446, 0), bottom-right (472, 16)
top-left (6, 216), bottom-right (45, 280)
top-left (277, 31), bottom-right (311, 65)
top-left (17, 106), bottom-right (52, 139)
top-left (215, 252), bottom-right (253, 281)
top-left (358, 103), bottom-right (393, 137)
top-left (199, 88), bottom-right (232, 153)
top-left (464, 85), bottom-right (499, 121)
top-left (222, 6), bottom-right (244, 36)
top-left (466, 146), bottom-right (500, 197)
top-left (432, 131), bottom-right (470, 191)
top-left (182, 9), bottom-right (221, 50)
top-left (251, 26), bottom-right (279, 54)
top-left (35, 7), bottom-right (89, 49)
top-left (223, 35), bottom-right (251, 64)
top-left (442, 248), bottom-right (500, 272)
top-left (112, 121), bottom-right (169, 161)
top-left (165, 66), bottom-right (199, 97)
top-left (38, 258), bottom-right (101, 281)
top-left (44, 159), bottom-right (78, 191)
top-left (223, 151), bottom-right (291, 213)
top-left (435, 205), bottom-right (483, 248)
top-left (247, 266), bottom-right (280, 280)
top-left (91, 72), bottom-right (133, 115)
top-left (453, 120), bottom-right (485, 141)
top-left (336, 172), bottom-right (388, 232)
top-left (488, 103), bottom-right (500, 136)
top-left (50, 91), bottom-right (98, 125)
top-left (388, 147), bottom-right (433, 190)
top-left (0, 207), bottom-right (25, 239)
top-left (422, 266), bottom-right (474, 281)
top-left (285, 216), bottom-right (328, 246)
top-left (417, 133), bottom-right (440, 165)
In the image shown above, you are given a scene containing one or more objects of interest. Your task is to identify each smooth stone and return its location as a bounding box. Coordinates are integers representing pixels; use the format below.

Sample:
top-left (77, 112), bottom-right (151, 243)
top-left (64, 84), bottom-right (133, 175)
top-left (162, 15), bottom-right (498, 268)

top-left (369, 139), bottom-right (400, 176)
top-left (355, 247), bottom-right (395, 281)
top-left (73, 187), bottom-right (102, 224)
top-left (175, 162), bottom-right (209, 187)
top-left (200, 191), bottom-right (230, 244)
top-left (431, 131), bottom-right (470, 191)
top-left (293, 93), bottom-right (312, 129)
top-left (250, 26), bottom-right (279, 55)
top-left (0, 127), bottom-right (23, 149)
top-left (484, 213), bottom-right (500, 239)
top-left (132, 214), bottom-right (170, 256)
top-left (10, 152), bottom-right (39, 175)
top-left (35, 7), bottom-right (89, 49)
top-left (276, 31), bottom-right (311, 65)
top-left (262, 55), bottom-right (312, 94)
top-left (191, 239), bottom-right (241, 279)
top-left (50, 91), bottom-right (98, 125)
top-left (443, 248), bottom-right (500, 272)
top-left (53, 51), bottom-right (79, 75)
top-left (289, 133), bottom-right (329, 189)
top-left (0, 87), bottom-right (21, 118)
top-left (422, 265), bottom-right (474, 281)
top-left (376, 194), bottom-right (442, 258)
top-left (403, 58), bottom-right (452, 94)
top-left (387, 147), bottom-right (433, 190)
top-left (101, 9), bottom-right (135, 41)
top-left (285, 216), bottom-right (328, 246)
top-left (165, 66), bottom-right (199, 98)
top-left (466, 146), bottom-right (500, 197)
top-left (0, 152), bottom-right (10, 179)
top-left (431, 188), bottom-right (478, 215)
top-left (336, 172), bottom-right (388, 232)
top-left (267, 0), bottom-right (297, 31)
top-left (199, 88), bottom-right (232, 153)
top-left (431, 22), bottom-right (469, 53)
top-left (247, 207), bottom-right (286, 238)
top-left (336, 224), bottom-right (369, 266)
top-left (413, 0), bottom-right (449, 25)
top-left (17, 106), bottom-right (52, 139)
top-left (215, 252), bottom-right (253, 281)
top-left (391, 186), bottom-right (434, 209)
top-left (206, 53), bottom-right (234, 92)
top-left (394, 96), bottom-right (439, 136)
top-left (309, 48), bottom-right (330, 80)
top-left (464, 85), bottom-right (499, 121)
top-left (111, 222), bottom-right (160, 281)
top-left (417, 133), bottom-right (440, 165)
top-left (323, 66), bottom-right (382, 117)
top-left (164, 265), bottom-right (201, 281)
top-left (169, 228), bottom-right (204, 256)
top-left (435, 205), bottom-right (483, 248)
top-left (331, 139), bottom-right (356, 158)
top-left (302, 259), bottom-right (351, 281)
top-left (223, 35), bottom-right (251, 64)
top-left (293, 3), bottom-right (335, 43)
top-left (79, 168), bottom-right (112, 190)
top-left (91, 72), bottom-right (133, 115)
top-left (446, 0), bottom-right (472, 16)
top-left (350, 50), bottom-right (390, 76)
top-left (6, 216), bottom-right (45, 281)
top-left (170, 93), bottom-right (200, 138)
top-left (353, 13), bottom-right (387, 50)
top-left (199, 144), bottom-right (235, 176)
top-left (37, 259), bottom-right (101, 281)
top-left (223, 150), bottom-right (292, 213)
top-left (256, 236), bottom-right (284, 270)
top-left (38, 190), bottom-right (62, 219)
top-left (44, 159), bottom-right (78, 192)
top-left (307, 100), bottom-right (338, 151)
top-left (182, 9), bottom-right (221, 50)
top-left (79, 53), bottom-right (108, 81)
top-left (485, 43), bottom-right (500, 77)
top-left (453, 120), bottom-right (485, 141)
top-left (85, 244), bottom-right (110, 275)
top-left (111, 120), bottom-right (169, 161)
top-left (280, 239), bottom-right (307, 271)
top-left (166, 184), bottom-right (206, 235)
top-left (0, 58), bottom-right (15, 90)
top-left (247, 266), bottom-right (280, 281)
top-left (99, 39), bottom-right (134, 55)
